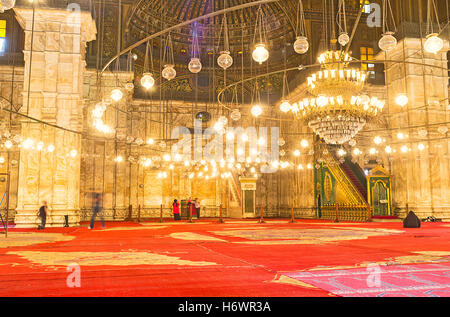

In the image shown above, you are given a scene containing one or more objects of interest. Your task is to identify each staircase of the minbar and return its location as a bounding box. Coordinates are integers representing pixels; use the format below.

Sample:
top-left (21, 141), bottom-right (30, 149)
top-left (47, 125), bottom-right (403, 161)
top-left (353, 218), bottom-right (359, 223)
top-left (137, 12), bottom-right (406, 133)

top-left (322, 148), bottom-right (368, 205)
top-left (337, 155), bottom-right (368, 203)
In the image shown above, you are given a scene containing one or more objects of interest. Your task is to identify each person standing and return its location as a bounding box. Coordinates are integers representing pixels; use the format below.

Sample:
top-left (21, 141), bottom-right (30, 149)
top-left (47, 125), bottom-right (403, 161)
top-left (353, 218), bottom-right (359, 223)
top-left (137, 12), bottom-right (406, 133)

top-left (173, 199), bottom-right (181, 220)
top-left (187, 197), bottom-right (193, 218)
top-left (36, 201), bottom-right (48, 230)
top-left (194, 198), bottom-right (201, 219)
top-left (89, 193), bottom-right (105, 229)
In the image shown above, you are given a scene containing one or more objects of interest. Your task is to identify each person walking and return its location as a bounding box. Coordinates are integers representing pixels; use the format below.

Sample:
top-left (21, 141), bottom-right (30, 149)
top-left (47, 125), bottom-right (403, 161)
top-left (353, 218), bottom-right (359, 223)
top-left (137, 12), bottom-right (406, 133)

top-left (173, 199), bottom-right (181, 220)
top-left (89, 193), bottom-right (105, 229)
top-left (194, 198), bottom-right (201, 219)
top-left (36, 201), bottom-right (48, 230)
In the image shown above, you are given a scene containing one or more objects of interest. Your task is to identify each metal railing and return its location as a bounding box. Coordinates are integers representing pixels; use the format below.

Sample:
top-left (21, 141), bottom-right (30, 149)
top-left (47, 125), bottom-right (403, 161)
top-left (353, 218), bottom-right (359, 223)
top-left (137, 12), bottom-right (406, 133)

top-left (320, 203), bottom-right (371, 222)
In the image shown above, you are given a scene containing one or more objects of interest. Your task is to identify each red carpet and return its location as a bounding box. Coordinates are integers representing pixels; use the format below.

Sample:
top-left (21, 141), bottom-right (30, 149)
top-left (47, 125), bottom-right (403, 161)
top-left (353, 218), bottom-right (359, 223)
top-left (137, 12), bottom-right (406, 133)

top-left (0, 219), bottom-right (448, 297)
top-left (283, 263), bottom-right (450, 297)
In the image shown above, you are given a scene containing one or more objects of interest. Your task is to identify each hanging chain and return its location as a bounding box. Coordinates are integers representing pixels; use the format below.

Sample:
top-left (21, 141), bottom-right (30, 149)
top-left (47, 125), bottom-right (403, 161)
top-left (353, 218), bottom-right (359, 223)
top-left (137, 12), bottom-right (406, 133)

top-left (296, 0), bottom-right (307, 37)
top-left (337, 0), bottom-right (347, 34)
top-left (253, 5), bottom-right (265, 44)
top-left (382, 0), bottom-right (397, 34)
top-left (427, 0), bottom-right (442, 35)
top-left (191, 22), bottom-right (200, 58)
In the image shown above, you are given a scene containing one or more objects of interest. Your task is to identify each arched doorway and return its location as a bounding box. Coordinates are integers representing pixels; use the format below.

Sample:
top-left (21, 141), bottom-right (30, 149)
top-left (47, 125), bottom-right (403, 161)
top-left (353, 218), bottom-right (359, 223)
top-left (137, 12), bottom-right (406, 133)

top-left (372, 181), bottom-right (389, 216)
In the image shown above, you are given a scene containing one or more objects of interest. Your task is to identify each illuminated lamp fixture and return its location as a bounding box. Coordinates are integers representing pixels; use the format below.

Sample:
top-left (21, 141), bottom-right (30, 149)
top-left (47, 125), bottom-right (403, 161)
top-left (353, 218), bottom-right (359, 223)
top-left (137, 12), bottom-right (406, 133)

top-left (217, 13), bottom-right (233, 70)
top-left (373, 136), bottom-right (382, 144)
top-left (162, 64), bottom-right (176, 81)
top-left (22, 138), bottom-right (33, 149)
top-left (4, 140), bottom-right (12, 149)
top-left (188, 26), bottom-right (202, 73)
top-left (424, 0), bottom-right (444, 54)
top-left (188, 57), bottom-right (202, 73)
top-left (337, 3), bottom-right (350, 46)
top-left (141, 40), bottom-right (155, 89)
top-left (110, 88), bottom-right (123, 102)
top-left (252, 6), bottom-right (269, 64)
top-left (338, 32), bottom-right (350, 46)
top-left (293, 1), bottom-right (308, 54)
top-left (125, 82), bottom-right (134, 92)
top-left (280, 100), bottom-right (291, 113)
top-left (36, 141), bottom-right (44, 151)
top-left (218, 116), bottom-right (228, 126)
top-left (251, 104), bottom-right (262, 117)
top-left (395, 93), bottom-right (408, 107)
top-left (424, 33), bottom-right (444, 54)
top-left (252, 43), bottom-right (269, 64)
top-left (294, 36), bottom-right (309, 54)
top-left (378, 32), bottom-right (397, 52)
top-left (0, 0), bottom-right (16, 13)
top-left (230, 109), bottom-right (241, 121)
top-left (217, 51), bottom-right (233, 70)
top-left (289, 50), bottom-right (384, 144)
top-left (226, 130), bottom-right (234, 141)
top-left (378, 1), bottom-right (397, 52)
top-left (300, 139), bottom-right (309, 148)
top-left (250, 80), bottom-right (263, 118)
top-left (279, 73), bottom-right (291, 113)
top-left (213, 121), bottom-right (225, 134)
top-left (162, 34), bottom-right (176, 80)
top-left (141, 73), bottom-right (155, 90)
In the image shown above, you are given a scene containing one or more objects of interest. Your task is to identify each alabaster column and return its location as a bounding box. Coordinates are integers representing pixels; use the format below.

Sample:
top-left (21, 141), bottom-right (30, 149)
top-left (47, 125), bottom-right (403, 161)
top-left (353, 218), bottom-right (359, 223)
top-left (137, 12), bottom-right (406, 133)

top-left (14, 6), bottom-right (96, 227)
top-left (378, 37), bottom-right (449, 219)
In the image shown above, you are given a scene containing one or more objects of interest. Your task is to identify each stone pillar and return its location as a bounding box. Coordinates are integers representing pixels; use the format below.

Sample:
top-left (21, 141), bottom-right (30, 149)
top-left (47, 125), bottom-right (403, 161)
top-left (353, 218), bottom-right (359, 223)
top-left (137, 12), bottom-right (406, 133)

top-left (13, 7), bottom-right (96, 227)
top-left (379, 37), bottom-right (449, 219)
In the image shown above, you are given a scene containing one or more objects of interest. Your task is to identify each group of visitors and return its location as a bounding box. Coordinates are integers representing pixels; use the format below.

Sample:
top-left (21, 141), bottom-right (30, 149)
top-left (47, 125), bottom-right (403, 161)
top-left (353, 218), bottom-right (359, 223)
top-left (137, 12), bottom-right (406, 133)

top-left (172, 197), bottom-right (201, 220)
top-left (36, 194), bottom-right (200, 230)
top-left (36, 193), bottom-right (105, 230)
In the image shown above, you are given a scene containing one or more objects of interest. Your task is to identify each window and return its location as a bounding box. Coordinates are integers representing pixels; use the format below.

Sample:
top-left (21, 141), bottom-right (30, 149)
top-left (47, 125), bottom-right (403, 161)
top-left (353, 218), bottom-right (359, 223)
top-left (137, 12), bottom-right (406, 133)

top-left (0, 20), bottom-right (6, 54)
top-left (360, 46), bottom-right (375, 79)
top-left (360, 0), bottom-right (371, 13)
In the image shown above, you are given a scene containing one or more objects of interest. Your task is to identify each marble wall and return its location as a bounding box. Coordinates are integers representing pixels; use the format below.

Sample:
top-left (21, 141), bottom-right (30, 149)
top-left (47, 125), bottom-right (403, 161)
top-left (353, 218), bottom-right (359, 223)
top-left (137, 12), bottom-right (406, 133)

top-left (380, 38), bottom-right (450, 219)
top-left (12, 7), bottom-right (96, 227)
top-left (0, 66), bottom-right (23, 221)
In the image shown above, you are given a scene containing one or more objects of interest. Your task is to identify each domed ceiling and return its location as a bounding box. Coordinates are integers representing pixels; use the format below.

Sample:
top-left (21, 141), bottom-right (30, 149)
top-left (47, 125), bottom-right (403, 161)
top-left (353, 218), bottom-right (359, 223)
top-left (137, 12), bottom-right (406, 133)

top-left (125, 0), bottom-right (307, 102)
top-left (128, 0), bottom-right (298, 49)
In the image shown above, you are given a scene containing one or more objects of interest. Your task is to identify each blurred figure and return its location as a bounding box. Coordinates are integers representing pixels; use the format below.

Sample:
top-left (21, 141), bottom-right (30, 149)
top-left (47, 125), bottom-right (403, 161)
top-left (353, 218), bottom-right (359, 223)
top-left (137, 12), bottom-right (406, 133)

top-left (173, 199), bottom-right (181, 220)
top-left (194, 198), bottom-right (201, 219)
top-left (36, 201), bottom-right (48, 230)
top-left (187, 197), bottom-right (193, 218)
top-left (89, 193), bottom-right (105, 229)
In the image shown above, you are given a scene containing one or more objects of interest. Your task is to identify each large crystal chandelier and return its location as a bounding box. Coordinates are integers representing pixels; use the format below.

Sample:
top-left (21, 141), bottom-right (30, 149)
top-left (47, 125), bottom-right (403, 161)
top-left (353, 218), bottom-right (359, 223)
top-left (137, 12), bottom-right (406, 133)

top-left (291, 50), bottom-right (384, 144)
